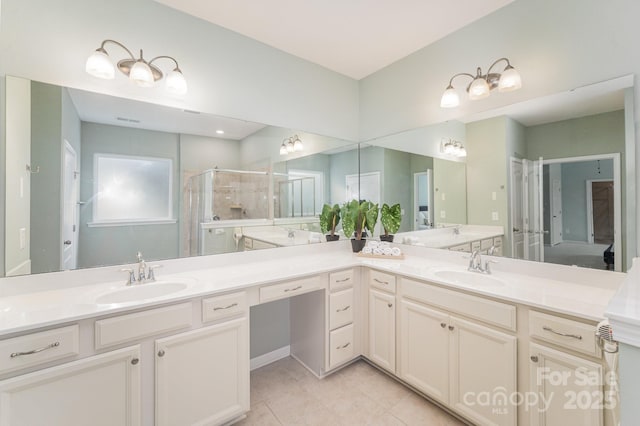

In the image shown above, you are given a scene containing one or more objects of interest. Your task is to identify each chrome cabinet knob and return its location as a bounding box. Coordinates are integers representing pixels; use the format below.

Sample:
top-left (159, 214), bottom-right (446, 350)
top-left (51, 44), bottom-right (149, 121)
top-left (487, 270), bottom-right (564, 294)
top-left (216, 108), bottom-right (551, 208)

top-left (158, 350), bottom-right (165, 357)
top-left (530, 355), bottom-right (538, 363)
top-left (440, 323), bottom-right (447, 328)
top-left (131, 358), bottom-right (139, 365)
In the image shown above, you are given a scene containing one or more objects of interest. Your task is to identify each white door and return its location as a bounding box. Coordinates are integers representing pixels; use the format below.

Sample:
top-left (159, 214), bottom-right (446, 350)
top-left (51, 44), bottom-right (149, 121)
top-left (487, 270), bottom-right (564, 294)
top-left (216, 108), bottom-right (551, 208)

top-left (529, 343), bottom-right (603, 426)
top-left (62, 141), bottom-right (79, 270)
top-left (368, 289), bottom-right (395, 373)
top-left (155, 318), bottom-right (249, 426)
top-left (413, 171), bottom-right (432, 230)
top-left (523, 158), bottom-right (544, 262)
top-left (398, 299), bottom-right (450, 404)
top-left (450, 316), bottom-right (517, 426)
top-left (0, 346), bottom-right (141, 426)
top-left (549, 164), bottom-right (563, 245)
top-left (510, 158), bottom-right (524, 259)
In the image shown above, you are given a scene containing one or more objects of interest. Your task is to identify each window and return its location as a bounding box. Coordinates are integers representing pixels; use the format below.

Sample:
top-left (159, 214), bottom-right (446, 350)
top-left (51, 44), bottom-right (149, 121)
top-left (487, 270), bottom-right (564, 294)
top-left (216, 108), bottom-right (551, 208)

top-left (92, 154), bottom-right (173, 224)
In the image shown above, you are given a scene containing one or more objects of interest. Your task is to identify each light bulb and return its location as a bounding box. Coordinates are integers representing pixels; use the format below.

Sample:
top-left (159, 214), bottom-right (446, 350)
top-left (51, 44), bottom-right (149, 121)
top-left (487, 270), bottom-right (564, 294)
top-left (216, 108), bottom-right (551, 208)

top-left (86, 49), bottom-right (115, 80)
top-left (468, 77), bottom-right (490, 100)
top-left (498, 66), bottom-right (522, 92)
top-left (286, 139), bottom-right (294, 153)
top-left (166, 68), bottom-right (187, 94)
top-left (129, 60), bottom-right (155, 87)
top-left (293, 137), bottom-right (303, 152)
top-left (279, 143), bottom-right (288, 155)
top-left (440, 86), bottom-right (460, 108)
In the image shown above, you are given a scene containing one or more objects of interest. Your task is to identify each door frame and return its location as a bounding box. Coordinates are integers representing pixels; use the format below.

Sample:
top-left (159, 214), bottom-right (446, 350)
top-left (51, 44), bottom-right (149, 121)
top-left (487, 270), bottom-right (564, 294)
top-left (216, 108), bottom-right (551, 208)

top-left (544, 153), bottom-right (621, 272)
top-left (413, 170), bottom-right (433, 230)
top-left (548, 164), bottom-right (563, 246)
top-left (509, 157), bottom-right (524, 259)
top-left (586, 178), bottom-right (614, 245)
top-left (62, 140), bottom-right (79, 270)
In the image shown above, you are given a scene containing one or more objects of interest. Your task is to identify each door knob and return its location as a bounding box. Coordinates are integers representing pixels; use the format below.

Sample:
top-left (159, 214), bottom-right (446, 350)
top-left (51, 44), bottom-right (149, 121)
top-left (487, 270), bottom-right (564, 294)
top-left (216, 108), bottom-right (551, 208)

top-left (63, 240), bottom-right (72, 245)
top-left (513, 227), bottom-right (520, 232)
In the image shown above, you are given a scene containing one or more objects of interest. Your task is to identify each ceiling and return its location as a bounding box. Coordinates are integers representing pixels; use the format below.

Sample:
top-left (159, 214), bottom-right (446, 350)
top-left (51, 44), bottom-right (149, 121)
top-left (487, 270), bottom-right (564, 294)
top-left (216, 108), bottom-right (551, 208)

top-left (68, 88), bottom-right (266, 140)
top-left (154, 0), bottom-right (515, 80)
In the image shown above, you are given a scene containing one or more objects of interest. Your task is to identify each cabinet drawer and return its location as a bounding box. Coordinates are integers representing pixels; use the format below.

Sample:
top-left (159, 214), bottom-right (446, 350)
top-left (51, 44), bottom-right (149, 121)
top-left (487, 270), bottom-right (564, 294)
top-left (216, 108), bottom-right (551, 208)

top-left (202, 292), bottom-right (247, 323)
top-left (370, 270), bottom-right (396, 293)
top-left (401, 278), bottom-right (516, 331)
top-left (481, 238), bottom-right (494, 250)
top-left (0, 325), bottom-right (79, 375)
top-left (471, 240), bottom-right (481, 251)
top-left (259, 276), bottom-right (322, 303)
top-left (329, 288), bottom-right (354, 330)
top-left (329, 269), bottom-right (354, 292)
top-left (529, 311), bottom-right (599, 357)
top-left (95, 303), bottom-right (192, 350)
top-left (329, 324), bottom-right (355, 369)
top-left (449, 243), bottom-right (471, 252)
top-left (493, 237), bottom-right (503, 247)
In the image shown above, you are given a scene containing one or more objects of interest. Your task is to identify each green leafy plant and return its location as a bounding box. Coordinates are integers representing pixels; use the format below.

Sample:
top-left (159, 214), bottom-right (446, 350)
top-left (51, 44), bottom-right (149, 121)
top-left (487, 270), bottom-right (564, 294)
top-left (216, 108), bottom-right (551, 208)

top-left (319, 203), bottom-right (341, 236)
top-left (381, 203), bottom-right (402, 236)
top-left (341, 200), bottom-right (379, 240)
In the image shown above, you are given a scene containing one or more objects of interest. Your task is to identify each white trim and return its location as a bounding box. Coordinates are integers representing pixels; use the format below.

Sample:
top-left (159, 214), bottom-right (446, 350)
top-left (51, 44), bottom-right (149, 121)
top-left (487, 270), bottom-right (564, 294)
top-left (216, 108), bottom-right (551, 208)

top-left (250, 345), bottom-right (291, 370)
top-left (509, 157), bottom-right (523, 259)
top-left (544, 153), bottom-right (621, 272)
top-left (87, 220), bottom-right (177, 227)
top-left (586, 179), bottom-right (614, 245)
top-left (6, 259), bottom-right (31, 277)
top-left (413, 170), bottom-right (432, 231)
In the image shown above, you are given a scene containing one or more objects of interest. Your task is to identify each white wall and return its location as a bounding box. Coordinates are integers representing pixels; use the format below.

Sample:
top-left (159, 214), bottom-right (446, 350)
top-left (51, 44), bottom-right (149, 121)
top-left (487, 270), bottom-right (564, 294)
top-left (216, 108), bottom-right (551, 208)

top-left (0, 0), bottom-right (359, 141)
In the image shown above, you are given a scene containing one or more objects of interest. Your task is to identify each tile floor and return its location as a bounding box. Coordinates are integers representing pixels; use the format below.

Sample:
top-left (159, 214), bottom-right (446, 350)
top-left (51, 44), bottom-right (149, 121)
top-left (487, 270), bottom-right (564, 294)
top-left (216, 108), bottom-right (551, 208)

top-left (237, 357), bottom-right (467, 425)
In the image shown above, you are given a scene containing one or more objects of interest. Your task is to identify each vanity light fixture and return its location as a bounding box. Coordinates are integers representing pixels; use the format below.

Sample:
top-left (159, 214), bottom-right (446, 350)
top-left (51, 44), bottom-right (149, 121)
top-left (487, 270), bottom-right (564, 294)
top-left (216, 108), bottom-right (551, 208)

top-left (440, 138), bottom-right (467, 157)
top-left (86, 39), bottom-right (188, 95)
top-left (279, 135), bottom-right (304, 156)
top-left (440, 57), bottom-right (521, 108)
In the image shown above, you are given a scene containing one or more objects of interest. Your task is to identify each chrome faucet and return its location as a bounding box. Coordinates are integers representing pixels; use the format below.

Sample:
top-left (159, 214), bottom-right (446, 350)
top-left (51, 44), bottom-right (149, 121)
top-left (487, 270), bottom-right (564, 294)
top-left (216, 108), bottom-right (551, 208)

top-left (453, 225), bottom-right (461, 235)
top-left (136, 251), bottom-right (147, 281)
top-left (467, 249), bottom-right (498, 274)
top-left (287, 229), bottom-right (295, 238)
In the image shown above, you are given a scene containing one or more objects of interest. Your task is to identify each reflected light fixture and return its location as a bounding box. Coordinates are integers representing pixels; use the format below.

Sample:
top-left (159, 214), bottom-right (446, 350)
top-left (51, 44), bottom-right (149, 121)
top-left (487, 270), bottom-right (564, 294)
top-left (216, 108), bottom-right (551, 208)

top-left (440, 57), bottom-right (521, 108)
top-left (440, 138), bottom-right (467, 157)
top-left (279, 135), bottom-right (304, 156)
top-left (86, 39), bottom-right (187, 94)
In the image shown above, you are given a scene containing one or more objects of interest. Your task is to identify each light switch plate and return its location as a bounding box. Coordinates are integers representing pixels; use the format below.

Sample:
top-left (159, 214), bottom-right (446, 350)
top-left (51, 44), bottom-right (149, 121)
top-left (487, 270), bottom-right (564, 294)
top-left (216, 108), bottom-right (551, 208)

top-left (440, 210), bottom-right (446, 219)
top-left (19, 228), bottom-right (26, 249)
top-left (491, 191), bottom-right (497, 201)
top-left (441, 193), bottom-right (446, 201)
top-left (491, 212), bottom-right (499, 221)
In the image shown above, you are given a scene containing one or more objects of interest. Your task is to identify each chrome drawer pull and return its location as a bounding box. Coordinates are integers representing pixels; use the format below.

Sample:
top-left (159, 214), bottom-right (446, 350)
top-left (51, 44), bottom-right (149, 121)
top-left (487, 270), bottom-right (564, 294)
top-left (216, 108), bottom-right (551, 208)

top-left (373, 278), bottom-right (389, 285)
top-left (542, 326), bottom-right (582, 340)
top-left (284, 285), bottom-right (302, 292)
top-left (336, 277), bottom-right (351, 283)
top-left (337, 342), bottom-right (351, 350)
top-left (336, 305), bottom-right (351, 312)
top-left (10, 341), bottom-right (60, 358)
top-left (213, 303), bottom-right (239, 311)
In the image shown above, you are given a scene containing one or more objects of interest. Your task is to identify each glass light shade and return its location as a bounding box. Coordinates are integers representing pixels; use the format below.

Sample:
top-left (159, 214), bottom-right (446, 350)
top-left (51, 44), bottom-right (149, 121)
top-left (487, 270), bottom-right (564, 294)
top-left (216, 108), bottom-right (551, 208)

top-left (293, 138), bottom-right (303, 152)
top-left (166, 69), bottom-right (188, 94)
top-left (468, 77), bottom-right (490, 100)
top-left (279, 144), bottom-right (288, 155)
top-left (129, 60), bottom-right (155, 87)
top-left (86, 50), bottom-right (115, 80)
top-left (498, 67), bottom-right (522, 92)
top-left (440, 86), bottom-right (460, 108)
top-left (443, 143), bottom-right (455, 155)
top-left (286, 140), bottom-right (295, 153)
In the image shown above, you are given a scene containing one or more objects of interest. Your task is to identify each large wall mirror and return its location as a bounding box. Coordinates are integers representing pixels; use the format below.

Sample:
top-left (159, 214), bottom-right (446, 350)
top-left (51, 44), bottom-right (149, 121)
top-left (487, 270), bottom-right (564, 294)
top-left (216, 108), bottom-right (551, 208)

top-left (364, 76), bottom-right (636, 272)
top-left (3, 77), bottom-right (358, 277)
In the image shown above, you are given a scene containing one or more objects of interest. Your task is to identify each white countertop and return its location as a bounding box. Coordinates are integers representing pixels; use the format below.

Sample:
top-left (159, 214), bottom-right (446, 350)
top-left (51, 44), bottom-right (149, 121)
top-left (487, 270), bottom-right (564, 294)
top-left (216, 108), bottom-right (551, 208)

top-left (396, 225), bottom-right (504, 248)
top-left (0, 242), bottom-right (626, 337)
top-left (605, 257), bottom-right (640, 347)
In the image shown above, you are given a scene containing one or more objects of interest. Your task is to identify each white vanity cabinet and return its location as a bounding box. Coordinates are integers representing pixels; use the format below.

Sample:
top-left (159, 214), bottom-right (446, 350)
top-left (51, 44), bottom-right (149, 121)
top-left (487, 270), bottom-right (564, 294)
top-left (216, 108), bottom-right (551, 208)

top-left (368, 270), bottom-right (396, 373)
top-left (326, 269), bottom-right (357, 370)
top-left (527, 310), bottom-right (604, 426)
top-left (397, 277), bottom-right (517, 426)
top-left (0, 345), bottom-right (141, 426)
top-left (155, 317), bottom-right (249, 426)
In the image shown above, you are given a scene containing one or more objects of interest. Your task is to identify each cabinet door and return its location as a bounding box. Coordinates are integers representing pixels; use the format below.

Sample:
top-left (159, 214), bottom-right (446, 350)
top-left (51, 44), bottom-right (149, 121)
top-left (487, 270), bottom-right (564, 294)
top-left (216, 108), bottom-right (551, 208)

top-left (450, 317), bottom-right (517, 426)
top-left (398, 299), bottom-right (450, 404)
top-left (368, 289), bottom-right (396, 373)
top-left (156, 317), bottom-right (249, 426)
top-left (0, 346), bottom-right (141, 426)
top-left (529, 343), bottom-right (603, 426)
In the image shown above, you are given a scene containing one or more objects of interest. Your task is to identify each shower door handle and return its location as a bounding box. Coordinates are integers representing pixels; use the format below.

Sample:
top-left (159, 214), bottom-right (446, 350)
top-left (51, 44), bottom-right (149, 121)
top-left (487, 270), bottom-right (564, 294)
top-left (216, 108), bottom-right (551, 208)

top-left (64, 240), bottom-right (72, 245)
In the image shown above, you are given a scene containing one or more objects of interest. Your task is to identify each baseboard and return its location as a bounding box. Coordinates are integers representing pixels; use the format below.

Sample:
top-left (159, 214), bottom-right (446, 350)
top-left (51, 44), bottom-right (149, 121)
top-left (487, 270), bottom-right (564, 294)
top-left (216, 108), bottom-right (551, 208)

top-left (250, 345), bottom-right (290, 370)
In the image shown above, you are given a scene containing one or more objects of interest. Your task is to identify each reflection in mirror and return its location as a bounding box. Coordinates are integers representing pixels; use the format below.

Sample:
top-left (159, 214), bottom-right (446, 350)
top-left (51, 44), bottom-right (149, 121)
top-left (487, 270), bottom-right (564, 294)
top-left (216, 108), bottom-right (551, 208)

top-left (366, 76), bottom-right (634, 272)
top-left (5, 77), bottom-right (357, 277)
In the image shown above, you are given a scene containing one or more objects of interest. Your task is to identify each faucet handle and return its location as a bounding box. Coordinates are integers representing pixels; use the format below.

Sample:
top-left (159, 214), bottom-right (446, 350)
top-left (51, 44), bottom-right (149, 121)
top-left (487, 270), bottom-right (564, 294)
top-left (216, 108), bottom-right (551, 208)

top-left (136, 251), bottom-right (143, 262)
top-left (147, 264), bottom-right (163, 281)
top-left (484, 259), bottom-right (499, 274)
top-left (119, 268), bottom-right (136, 285)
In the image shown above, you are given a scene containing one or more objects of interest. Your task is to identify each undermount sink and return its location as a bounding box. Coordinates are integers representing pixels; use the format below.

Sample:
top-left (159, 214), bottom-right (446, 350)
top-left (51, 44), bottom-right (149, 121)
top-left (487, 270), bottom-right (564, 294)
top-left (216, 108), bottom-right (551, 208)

top-left (95, 282), bottom-right (188, 304)
top-left (434, 270), bottom-right (505, 287)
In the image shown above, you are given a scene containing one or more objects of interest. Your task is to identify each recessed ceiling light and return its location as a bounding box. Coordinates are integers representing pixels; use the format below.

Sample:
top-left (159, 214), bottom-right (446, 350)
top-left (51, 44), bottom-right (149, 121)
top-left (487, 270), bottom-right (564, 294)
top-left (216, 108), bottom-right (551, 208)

top-left (216, 130), bottom-right (224, 134)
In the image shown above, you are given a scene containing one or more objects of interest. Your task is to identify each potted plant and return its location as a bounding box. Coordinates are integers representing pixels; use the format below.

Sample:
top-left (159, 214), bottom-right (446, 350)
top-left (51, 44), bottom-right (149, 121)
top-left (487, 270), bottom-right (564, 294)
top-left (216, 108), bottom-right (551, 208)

top-left (342, 199), bottom-right (379, 252)
top-left (380, 203), bottom-right (402, 242)
top-left (320, 203), bottom-right (341, 241)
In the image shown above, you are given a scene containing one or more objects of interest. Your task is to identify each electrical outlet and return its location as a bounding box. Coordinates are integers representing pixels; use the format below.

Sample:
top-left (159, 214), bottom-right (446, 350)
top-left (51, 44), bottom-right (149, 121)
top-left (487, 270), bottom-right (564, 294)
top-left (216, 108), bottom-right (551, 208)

top-left (440, 210), bottom-right (446, 219)
top-left (401, 209), bottom-right (405, 215)
top-left (491, 211), bottom-right (499, 221)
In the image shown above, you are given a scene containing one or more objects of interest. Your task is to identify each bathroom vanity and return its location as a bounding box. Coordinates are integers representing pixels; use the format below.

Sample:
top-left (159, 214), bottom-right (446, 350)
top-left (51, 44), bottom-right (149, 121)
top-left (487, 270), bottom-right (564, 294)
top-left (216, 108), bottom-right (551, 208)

top-left (0, 242), bottom-right (625, 426)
